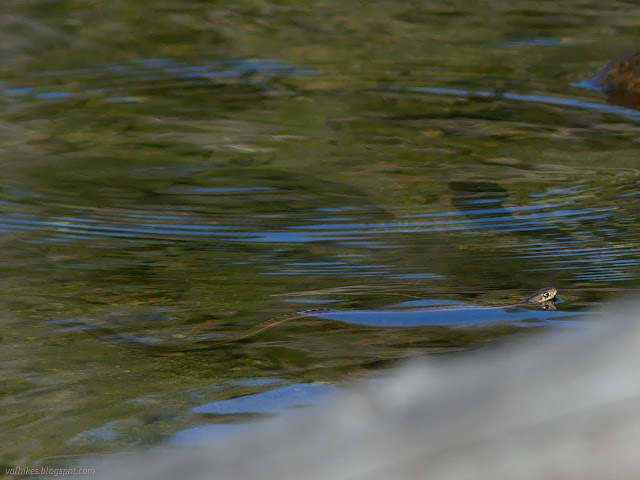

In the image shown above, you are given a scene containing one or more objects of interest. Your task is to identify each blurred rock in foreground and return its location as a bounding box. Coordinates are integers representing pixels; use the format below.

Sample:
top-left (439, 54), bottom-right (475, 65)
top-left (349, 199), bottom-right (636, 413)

top-left (80, 302), bottom-right (640, 480)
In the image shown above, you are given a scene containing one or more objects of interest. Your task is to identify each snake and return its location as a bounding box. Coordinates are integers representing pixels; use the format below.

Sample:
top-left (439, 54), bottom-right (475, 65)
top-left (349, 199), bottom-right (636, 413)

top-left (73, 286), bottom-right (559, 352)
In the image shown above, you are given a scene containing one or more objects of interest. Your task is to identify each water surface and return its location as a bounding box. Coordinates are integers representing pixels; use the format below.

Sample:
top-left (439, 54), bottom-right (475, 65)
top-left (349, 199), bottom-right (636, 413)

top-left (1, 0), bottom-right (640, 471)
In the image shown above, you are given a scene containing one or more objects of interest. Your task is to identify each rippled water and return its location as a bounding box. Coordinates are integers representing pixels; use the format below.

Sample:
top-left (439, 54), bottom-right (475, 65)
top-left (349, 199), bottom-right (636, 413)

top-left (2, 0), bottom-right (640, 472)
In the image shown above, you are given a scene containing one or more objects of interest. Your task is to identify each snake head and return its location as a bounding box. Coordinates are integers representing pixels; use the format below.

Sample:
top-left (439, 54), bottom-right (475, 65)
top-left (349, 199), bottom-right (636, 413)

top-left (524, 286), bottom-right (558, 304)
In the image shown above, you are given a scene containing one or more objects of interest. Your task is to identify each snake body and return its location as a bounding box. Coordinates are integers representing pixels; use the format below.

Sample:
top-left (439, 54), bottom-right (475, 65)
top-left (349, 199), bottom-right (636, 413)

top-left (81, 287), bottom-right (559, 352)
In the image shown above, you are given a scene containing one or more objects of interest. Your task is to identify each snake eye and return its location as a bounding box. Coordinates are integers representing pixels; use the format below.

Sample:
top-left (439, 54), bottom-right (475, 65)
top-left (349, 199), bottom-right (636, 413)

top-left (543, 292), bottom-right (549, 298)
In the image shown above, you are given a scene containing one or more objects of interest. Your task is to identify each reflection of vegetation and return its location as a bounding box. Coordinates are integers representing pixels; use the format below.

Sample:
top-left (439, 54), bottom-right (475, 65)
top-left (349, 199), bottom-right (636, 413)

top-left (2, 0), bottom-right (640, 470)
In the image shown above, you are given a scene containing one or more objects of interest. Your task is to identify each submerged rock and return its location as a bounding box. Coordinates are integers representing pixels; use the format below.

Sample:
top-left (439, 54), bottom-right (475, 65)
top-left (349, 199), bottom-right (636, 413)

top-left (587, 51), bottom-right (640, 109)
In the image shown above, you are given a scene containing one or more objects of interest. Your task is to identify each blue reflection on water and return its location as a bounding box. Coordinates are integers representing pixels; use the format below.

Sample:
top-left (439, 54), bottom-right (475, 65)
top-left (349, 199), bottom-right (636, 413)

top-left (191, 383), bottom-right (339, 415)
top-left (175, 383), bottom-right (340, 446)
top-left (402, 86), bottom-right (640, 122)
top-left (188, 186), bottom-right (278, 194)
top-left (1, 58), bottom-right (319, 105)
top-left (36, 92), bottom-right (73, 99)
top-left (499, 37), bottom-right (574, 48)
top-left (306, 306), bottom-right (581, 328)
top-left (4, 88), bottom-right (35, 95)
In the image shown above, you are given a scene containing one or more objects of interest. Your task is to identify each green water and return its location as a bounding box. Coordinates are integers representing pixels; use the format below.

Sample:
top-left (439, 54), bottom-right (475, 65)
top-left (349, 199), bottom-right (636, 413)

top-left (2, 0), bottom-right (640, 471)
